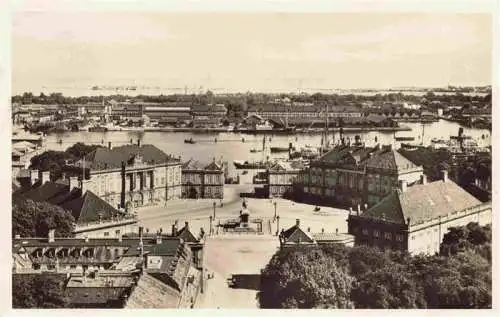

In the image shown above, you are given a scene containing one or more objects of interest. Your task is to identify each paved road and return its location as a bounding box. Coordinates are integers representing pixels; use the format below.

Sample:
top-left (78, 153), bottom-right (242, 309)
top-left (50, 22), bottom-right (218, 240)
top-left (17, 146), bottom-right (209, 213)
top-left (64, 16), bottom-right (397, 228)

top-left (196, 235), bottom-right (279, 308)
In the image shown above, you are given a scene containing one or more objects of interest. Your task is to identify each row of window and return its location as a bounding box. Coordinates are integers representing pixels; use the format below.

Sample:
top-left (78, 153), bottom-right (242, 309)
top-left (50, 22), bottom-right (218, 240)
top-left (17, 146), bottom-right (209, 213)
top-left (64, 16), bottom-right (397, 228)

top-left (360, 228), bottom-right (404, 241)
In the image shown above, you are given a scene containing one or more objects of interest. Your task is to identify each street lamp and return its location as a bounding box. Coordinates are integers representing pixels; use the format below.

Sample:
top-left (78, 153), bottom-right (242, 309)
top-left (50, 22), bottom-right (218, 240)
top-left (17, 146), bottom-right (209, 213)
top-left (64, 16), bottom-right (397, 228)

top-left (275, 215), bottom-right (280, 236)
top-left (273, 201), bottom-right (277, 220)
top-left (213, 201), bottom-right (216, 219)
top-left (209, 215), bottom-right (213, 236)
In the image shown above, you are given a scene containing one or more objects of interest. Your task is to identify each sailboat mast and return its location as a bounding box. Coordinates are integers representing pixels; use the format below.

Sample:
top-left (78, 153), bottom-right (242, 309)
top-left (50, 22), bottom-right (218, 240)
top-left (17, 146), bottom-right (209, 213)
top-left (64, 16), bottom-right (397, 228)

top-left (325, 103), bottom-right (329, 148)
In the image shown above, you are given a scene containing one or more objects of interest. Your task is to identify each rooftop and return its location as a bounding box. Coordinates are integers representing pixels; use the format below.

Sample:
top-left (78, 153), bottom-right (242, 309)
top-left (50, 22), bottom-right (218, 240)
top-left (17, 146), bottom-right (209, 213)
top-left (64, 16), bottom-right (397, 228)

top-left (82, 144), bottom-right (179, 170)
top-left (359, 179), bottom-right (483, 225)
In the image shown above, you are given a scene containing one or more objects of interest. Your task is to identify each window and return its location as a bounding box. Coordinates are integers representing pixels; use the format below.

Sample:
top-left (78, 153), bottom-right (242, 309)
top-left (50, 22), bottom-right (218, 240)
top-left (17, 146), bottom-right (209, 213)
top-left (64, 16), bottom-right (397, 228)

top-left (103, 232), bottom-right (109, 237)
top-left (384, 232), bottom-right (392, 240)
top-left (115, 230), bottom-right (121, 235)
top-left (47, 265), bottom-right (56, 270)
top-left (396, 234), bottom-right (404, 242)
top-left (362, 228), bottom-right (368, 236)
top-left (373, 230), bottom-right (380, 237)
top-left (70, 265), bottom-right (77, 269)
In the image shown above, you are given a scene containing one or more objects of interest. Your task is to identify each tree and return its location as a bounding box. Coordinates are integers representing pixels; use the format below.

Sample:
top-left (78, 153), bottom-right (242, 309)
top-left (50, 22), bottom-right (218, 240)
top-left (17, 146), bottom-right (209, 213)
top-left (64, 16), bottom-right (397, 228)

top-left (13, 274), bottom-right (69, 308)
top-left (351, 264), bottom-right (425, 308)
top-left (259, 247), bottom-right (354, 308)
top-left (12, 198), bottom-right (75, 238)
top-left (30, 150), bottom-right (69, 180)
top-left (65, 142), bottom-right (102, 159)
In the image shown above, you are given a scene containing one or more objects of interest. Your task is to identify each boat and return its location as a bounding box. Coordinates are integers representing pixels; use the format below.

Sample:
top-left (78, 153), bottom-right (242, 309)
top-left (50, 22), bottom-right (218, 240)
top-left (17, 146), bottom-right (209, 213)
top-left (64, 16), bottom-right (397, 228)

top-left (184, 138), bottom-right (196, 144)
top-left (270, 146), bottom-right (292, 153)
top-left (88, 126), bottom-right (108, 132)
top-left (395, 136), bottom-right (415, 141)
top-left (400, 143), bottom-right (420, 150)
top-left (450, 135), bottom-right (472, 140)
top-left (233, 160), bottom-right (269, 169)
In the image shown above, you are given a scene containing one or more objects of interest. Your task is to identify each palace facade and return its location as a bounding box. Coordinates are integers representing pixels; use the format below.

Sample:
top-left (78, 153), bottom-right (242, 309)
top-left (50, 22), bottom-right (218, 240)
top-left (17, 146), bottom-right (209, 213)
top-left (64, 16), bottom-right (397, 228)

top-left (295, 144), bottom-right (424, 208)
top-left (79, 142), bottom-right (182, 209)
top-left (181, 159), bottom-right (224, 199)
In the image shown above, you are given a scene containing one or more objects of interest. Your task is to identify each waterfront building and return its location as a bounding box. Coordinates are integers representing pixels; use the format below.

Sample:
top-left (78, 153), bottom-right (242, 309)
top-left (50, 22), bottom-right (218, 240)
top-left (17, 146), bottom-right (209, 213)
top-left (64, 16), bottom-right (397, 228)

top-left (191, 104), bottom-right (227, 127)
top-left (266, 160), bottom-right (305, 198)
top-left (12, 226), bottom-right (204, 308)
top-left (279, 219), bottom-right (354, 248)
top-left (247, 103), bottom-right (362, 122)
top-left (296, 144), bottom-right (424, 208)
top-left (143, 102), bottom-right (192, 125)
top-left (13, 170), bottom-right (138, 238)
top-left (347, 171), bottom-right (492, 255)
top-left (110, 102), bottom-right (143, 122)
top-left (78, 142), bottom-right (182, 209)
top-left (181, 159), bottom-right (224, 199)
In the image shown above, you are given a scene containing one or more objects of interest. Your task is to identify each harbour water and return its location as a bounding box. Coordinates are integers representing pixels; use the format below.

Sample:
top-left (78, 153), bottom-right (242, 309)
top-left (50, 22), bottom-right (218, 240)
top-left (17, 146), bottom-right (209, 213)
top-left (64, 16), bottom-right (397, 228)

top-left (43, 119), bottom-right (490, 176)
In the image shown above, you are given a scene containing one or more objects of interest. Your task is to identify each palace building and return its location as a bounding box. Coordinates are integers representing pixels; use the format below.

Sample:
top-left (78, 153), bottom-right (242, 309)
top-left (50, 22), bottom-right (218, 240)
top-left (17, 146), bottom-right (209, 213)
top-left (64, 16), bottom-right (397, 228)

top-left (347, 171), bottom-right (492, 255)
top-left (181, 159), bottom-right (224, 199)
top-left (78, 142), bottom-right (182, 209)
top-left (295, 144), bottom-right (424, 208)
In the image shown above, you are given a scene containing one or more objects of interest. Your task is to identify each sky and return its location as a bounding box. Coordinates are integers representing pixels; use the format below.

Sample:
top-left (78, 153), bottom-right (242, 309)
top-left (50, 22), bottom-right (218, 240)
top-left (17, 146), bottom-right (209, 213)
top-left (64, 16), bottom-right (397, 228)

top-left (11, 11), bottom-right (492, 94)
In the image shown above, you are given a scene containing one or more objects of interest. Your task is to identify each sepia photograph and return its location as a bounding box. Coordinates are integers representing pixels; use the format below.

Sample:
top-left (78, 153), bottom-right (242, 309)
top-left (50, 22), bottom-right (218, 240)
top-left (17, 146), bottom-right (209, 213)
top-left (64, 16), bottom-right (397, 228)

top-left (5, 0), bottom-right (495, 311)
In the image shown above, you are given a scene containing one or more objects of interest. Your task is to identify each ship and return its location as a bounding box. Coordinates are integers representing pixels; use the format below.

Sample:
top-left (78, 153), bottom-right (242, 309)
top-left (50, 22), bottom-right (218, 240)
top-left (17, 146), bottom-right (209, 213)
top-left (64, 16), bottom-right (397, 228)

top-left (233, 160), bottom-right (269, 169)
top-left (395, 136), bottom-right (415, 141)
top-left (270, 146), bottom-right (293, 153)
top-left (88, 126), bottom-right (108, 132)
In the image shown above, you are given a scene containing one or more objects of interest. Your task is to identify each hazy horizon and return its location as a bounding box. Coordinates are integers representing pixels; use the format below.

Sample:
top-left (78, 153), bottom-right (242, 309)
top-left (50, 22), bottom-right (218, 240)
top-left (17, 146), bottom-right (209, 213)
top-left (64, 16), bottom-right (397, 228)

top-left (12, 12), bottom-right (492, 95)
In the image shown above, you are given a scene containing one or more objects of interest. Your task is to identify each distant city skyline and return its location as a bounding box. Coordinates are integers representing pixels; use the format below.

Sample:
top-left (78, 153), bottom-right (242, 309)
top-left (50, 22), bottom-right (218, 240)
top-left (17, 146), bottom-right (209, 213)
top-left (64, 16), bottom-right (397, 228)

top-left (12, 12), bottom-right (492, 95)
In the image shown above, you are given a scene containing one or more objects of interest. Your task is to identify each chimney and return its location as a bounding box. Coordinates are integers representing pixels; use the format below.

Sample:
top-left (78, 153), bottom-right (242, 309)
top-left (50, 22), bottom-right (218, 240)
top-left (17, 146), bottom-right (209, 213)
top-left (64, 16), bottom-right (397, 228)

top-left (295, 219), bottom-right (300, 227)
top-left (139, 226), bottom-right (144, 239)
top-left (81, 179), bottom-right (91, 195)
top-left (321, 228), bottom-right (324, 233)
top-left (335, 228), bottom-right (339, 235)
top-left (84, 236), bottom-right (89, 243)
top-left (399, 180), bottom-right (408, 192)
top-left (156, 232), bottom-right (162, 244)
top-left (137, 139), bottom-right (141, 147)
top-left (420, 174), bottom-right (427, 185)
top-left (41, 171), bottom-right (50, 184)
top-left (48, 229), bottom-right (55, 243)
top-left (30, 169), bottom-right (39, 185)
top-left (307, 227), bottom-right (311, 232)
top-left (184, 222), bottom-right (189, 231)
top-left (69, 176), bottom-right (79, 191)
top-left (108, 141), bottom-right (112, 149)
top-left (442, 169), bottom-right (448, 182)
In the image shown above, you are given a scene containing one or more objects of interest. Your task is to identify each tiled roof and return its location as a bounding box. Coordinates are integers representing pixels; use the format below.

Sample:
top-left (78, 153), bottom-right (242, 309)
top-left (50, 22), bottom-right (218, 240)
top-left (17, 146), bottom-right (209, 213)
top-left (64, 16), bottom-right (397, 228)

top-left (175, 223), bottom-right (199, 243)
top-left (13, 179), bottom-right (125, 225)
top-left (191, 104), bottom-right (227, 112)
top-left (364, 149), bottom-right (421, 172)
top-left (125, 273), bottom-right (180, 308)
top-left (83, 144), bottom-right (179, 170)
top-left (311, 232), bottom-right (354, 242)
top-left (182, 159), bottom-right (222, 171)
top-left (281, 223), bottom-right (315, 244)
top-left (62, 191), bottom-right (126, 224)
top-left (360, 179), bottom-right (482, 225)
